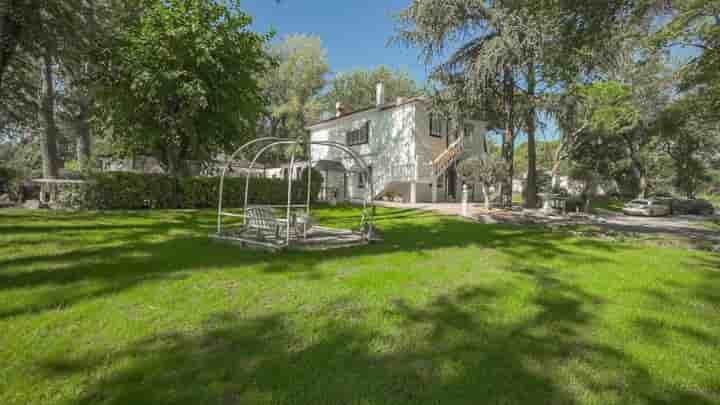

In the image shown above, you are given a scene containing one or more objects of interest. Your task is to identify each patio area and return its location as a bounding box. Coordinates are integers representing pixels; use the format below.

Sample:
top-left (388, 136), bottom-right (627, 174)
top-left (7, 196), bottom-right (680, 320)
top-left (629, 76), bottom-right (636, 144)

top-left (211, 225), bottom-right (371, 251)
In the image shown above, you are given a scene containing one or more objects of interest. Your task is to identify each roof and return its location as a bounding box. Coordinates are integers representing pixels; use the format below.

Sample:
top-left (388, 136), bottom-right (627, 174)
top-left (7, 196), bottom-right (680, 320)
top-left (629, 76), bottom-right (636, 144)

top-left (314, 160), bottom-right (346, 172)
top-left (306, 96), bottom-right (427, 129)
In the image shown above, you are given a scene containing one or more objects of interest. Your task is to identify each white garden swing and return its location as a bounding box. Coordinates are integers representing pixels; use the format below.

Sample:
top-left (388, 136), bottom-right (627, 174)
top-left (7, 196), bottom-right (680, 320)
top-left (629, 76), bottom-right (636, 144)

top-left (211, 137), bottom-right (377, 251)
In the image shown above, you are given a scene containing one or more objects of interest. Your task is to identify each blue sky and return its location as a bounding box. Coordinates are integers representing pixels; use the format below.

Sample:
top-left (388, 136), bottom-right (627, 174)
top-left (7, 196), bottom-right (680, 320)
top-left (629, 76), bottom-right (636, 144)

top-left (240, 0), bottom-right (429, 82)
top-left (239, 1), bottom-right (699, 143)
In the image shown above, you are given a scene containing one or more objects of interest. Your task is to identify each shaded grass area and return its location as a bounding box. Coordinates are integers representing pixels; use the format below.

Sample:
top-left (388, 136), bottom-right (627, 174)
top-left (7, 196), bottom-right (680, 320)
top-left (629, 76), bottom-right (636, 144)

top-left (1, 207), bottom-right (719, 405)
top-left (701, 194), bottom-right (720, 207)
top-left (590, 197), bottom-right (626, 212)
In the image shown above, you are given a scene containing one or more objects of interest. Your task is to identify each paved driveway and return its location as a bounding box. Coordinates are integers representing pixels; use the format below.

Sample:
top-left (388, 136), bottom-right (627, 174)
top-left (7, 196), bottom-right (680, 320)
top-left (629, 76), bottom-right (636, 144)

top-left (375, 201), bottom-right (720, 243)
top-left (589, 211), bottom-right (720, 243)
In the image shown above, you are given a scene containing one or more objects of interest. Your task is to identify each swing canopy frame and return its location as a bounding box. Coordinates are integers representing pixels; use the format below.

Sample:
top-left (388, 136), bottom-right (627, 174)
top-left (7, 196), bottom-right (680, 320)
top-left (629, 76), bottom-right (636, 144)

top-left (211, 137), bottom-right (376, 250)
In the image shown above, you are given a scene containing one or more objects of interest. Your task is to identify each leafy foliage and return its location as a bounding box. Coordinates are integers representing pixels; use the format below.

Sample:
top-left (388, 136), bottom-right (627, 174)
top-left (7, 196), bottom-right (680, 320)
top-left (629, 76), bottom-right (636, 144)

top-left (261, 35), bottom-right (329, 141)
top-left (457, 155), bottom-right (508, 209)
top-left (319, 66), bottom-right (420, 115)
top-left (93, 0), bottom-right (272, 175)
top-left (52, 170), bottom-right (324, 210)
top-left (656, 95), bottom-right (719, 197)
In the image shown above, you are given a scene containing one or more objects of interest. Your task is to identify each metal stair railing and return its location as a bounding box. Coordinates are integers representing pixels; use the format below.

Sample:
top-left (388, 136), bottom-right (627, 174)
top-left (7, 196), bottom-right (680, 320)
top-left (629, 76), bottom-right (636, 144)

top-left (431, 132), bottom-right (465, 179)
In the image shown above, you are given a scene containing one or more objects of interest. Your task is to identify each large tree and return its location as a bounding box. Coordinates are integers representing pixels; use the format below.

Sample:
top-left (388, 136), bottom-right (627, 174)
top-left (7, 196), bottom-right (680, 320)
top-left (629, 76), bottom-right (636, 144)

top-left (320, 66), bottom-right (419, 115)
top-left (655, 1), bottom-right (720, 121)
top-left (395, 1), bottom-right (644, 208)
top-left (94, 0), bottom-right (271, 175)
top-left (396, 4), bottom-right (541, 207)
top-left (656, 95), bottom-right (719, 197)
top-left (1, 0), bottom-right (98, 178)
top-left (261, 34), bottom-right (329, 140)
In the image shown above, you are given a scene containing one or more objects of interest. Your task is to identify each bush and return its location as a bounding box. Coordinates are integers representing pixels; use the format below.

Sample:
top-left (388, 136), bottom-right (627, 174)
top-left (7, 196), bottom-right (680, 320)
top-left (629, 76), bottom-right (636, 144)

top-left (52, 170), bottom-right (324, 210)
top-left (181, 176), bottom-right (302, 209)
top-left (670, 199), bottom-right (715, 216)
top-left (4, 174), bottom-right (38, 202)
top-left (565, 196), bottom-right (586, 213)
top-left (54, 172), bottom-right (179, 209)
top-left (0, 167), bottom-right (16, 190)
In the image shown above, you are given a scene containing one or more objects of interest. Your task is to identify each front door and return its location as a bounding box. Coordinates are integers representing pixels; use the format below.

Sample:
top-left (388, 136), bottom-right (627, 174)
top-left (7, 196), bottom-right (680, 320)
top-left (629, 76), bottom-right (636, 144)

top-left (446, 164), bottom-right (457, 200)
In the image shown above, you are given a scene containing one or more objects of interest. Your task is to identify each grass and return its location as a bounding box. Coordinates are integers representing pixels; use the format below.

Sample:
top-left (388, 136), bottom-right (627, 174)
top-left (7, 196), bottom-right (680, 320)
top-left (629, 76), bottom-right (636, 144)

top-left (1, 206), bottom-right (719, 405)
top-left (700, 194), bottom-right (720, 209)
top-left (590, 196), bottom-right (626, 212)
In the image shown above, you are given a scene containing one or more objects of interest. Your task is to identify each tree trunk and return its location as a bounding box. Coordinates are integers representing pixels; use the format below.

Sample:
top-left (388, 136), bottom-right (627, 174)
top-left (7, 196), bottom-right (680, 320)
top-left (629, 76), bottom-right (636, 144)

top-left (500, 63), bottom-right (514, 208)
top-left (165, 145), bottom-right (178, 176)
top-left (75, 94), bottom-right (92, 170)
top-left (74, 0), bottom-right (97, 171)
top-left (624, 134), bottom-right (646, 199)
top-left (639, 170), bottom-right (647, 198)
top-left (40, 49), bottom-right (59, 179)
top-left (0, 1), bottom-right (22, 90)
top-left (630, 156), bottom-right (646, 198)
top-left (525, 62), bottom-right (537, 209)
top-left (482, 183), bottom-right (490, 210)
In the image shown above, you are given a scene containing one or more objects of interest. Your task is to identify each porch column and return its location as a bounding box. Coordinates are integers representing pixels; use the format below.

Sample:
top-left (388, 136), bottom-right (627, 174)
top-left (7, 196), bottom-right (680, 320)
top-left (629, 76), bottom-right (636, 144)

top-left (410, 156), bottom-right (418, 204)
top-left (432, 181), bottom-right (438, 203)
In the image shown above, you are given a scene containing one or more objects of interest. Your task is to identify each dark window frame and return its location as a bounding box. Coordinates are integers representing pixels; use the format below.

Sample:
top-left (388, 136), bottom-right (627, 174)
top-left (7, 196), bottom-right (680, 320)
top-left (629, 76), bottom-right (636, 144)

top-left (429, 114), bottom-right (443, 137)
top-left (463, 123), bottom-right (474, 137)
top-left (346, 121), bottom-right (370, 146)
top-left (357, 165), bottom-right (372, 190)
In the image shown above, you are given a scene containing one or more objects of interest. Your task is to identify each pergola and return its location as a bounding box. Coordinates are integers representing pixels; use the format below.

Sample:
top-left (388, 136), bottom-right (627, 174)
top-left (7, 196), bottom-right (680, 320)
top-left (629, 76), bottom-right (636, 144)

top-left (211, 137), bottom-right (378, 251)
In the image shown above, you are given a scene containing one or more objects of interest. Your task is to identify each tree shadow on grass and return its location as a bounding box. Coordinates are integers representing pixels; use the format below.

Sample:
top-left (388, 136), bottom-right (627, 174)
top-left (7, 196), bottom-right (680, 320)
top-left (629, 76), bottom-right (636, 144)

top-left (0, 208), bottom-right (641, 320)
top-left (39, 268), bottom-right (717, 405)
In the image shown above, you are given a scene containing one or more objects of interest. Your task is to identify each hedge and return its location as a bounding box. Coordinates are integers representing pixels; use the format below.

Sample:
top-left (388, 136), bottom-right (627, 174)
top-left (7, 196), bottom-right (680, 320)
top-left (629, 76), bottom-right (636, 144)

top-left (54, 170), bottom-right (323, 210)
top-left (0, 167), bottom-right (17, 193)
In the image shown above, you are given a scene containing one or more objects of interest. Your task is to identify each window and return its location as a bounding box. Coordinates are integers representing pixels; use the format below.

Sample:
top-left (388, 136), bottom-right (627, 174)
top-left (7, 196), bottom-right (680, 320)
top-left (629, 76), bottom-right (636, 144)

top-left (463, 123), bottom-right (474, 137)
top-left (346, 122), bottom-right (369, 146)
top-left (430, 114), bottom-right (442, 137)
top-left (357, 172), bottom-right (366, 189)
top-left (357, 166), bottom-right (372, 189)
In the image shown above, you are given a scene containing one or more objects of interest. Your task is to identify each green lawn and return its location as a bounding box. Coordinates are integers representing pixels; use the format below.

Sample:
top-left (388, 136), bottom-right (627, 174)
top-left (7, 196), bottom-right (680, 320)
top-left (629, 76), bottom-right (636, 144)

top-left (590, 196), bottom-right (626, 212)
top-left (1, 207), bottom-right (719, 405)
top-left (701, 194), bottom-right (720, 209)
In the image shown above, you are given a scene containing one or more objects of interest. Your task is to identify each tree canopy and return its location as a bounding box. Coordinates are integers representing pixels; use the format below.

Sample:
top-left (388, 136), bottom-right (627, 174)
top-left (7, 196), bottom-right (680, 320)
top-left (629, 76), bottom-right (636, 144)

top-left (319, 66), bottom-right (420, 115)
top-left (93, 0), bottom-right (272, 175)
top-left (261, 34), bottom-right (329, 140)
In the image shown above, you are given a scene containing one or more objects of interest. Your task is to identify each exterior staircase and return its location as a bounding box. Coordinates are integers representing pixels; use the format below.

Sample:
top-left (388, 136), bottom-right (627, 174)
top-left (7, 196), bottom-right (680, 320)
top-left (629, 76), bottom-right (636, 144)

top-left (369, 131), bottom-right (468, 202)
top-left (431, 132), bottom-right (465, 180)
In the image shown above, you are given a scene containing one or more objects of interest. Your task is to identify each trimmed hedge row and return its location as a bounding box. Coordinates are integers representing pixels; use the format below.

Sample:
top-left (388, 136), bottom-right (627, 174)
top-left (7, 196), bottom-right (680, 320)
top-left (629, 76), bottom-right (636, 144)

top-left (55, 170), bottom-right (323, 210)
top-left (0, 167), bottom-right (17, 193)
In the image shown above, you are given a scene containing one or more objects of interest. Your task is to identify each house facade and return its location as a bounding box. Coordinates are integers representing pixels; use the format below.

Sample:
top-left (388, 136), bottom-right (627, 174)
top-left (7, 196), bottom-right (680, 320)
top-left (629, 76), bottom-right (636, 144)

top-left (307, 83), bottom-right (488, 204)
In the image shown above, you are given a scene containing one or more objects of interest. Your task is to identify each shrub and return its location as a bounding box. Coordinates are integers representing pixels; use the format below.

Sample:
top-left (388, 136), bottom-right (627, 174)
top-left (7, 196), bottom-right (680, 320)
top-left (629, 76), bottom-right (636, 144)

top-left (0, 167), bottom-right (17, 191)
top-left (54, 172), bottom-right (179, 209)
top-left (50, 170), bottom-right (325, 210)
top-left (4, 173), bottom-right (38, 202)
top-left (671, 199), bottom-right (715, 216)
top-left (300, 167), bottom-right (323, 203)
top-left (181, 169), bottom-right (323, 209)
top-left (565, 196), bottom-right (587, 213)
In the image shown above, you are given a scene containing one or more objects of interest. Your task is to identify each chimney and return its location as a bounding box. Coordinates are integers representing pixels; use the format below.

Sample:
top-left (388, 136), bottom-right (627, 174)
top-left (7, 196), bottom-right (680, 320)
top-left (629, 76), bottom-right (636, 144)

top-left (335, 102), bottom-right (345, 117)
top-left (376, 82), bottom-right (385, 107)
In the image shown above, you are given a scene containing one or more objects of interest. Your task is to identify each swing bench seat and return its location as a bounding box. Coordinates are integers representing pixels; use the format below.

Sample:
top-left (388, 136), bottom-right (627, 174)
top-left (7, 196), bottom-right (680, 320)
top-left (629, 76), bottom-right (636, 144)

top-left (244, 207), bottom-right (289, 239)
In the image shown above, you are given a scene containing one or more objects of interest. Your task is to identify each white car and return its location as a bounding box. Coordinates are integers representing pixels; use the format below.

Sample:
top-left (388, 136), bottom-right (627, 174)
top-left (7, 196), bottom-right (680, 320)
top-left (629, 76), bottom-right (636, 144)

top-left (622, 199), bottom-right (671, 217)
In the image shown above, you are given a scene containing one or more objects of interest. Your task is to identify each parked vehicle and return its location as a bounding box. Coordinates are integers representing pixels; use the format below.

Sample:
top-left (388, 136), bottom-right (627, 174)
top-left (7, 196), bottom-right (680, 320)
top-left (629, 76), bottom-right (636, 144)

top-left (671, 199), bottom-right (715, 216)
top-left (622, 199), bottom-right (671, 217)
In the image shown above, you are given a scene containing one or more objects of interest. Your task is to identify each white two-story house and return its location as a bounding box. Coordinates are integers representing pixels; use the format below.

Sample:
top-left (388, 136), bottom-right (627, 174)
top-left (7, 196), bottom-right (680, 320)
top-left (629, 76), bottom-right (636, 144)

top-left (307, 83), bottom-right (488, 204)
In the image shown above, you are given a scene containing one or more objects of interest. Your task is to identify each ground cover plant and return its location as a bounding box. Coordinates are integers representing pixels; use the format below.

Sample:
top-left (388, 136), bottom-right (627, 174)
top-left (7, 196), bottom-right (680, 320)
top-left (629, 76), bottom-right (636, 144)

top-left (0, 206), bottom-right (718, 405)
